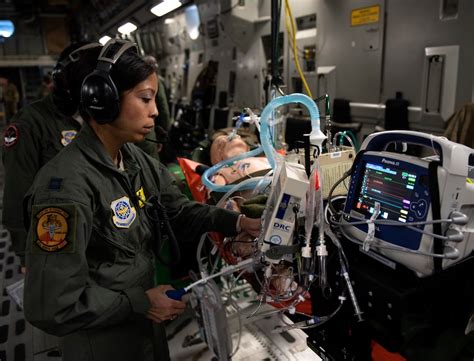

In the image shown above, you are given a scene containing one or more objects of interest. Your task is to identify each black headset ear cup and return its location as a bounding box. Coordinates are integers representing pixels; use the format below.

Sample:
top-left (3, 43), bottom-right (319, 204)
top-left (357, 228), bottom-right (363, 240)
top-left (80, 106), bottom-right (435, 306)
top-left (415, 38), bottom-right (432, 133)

top-left (81, 70), bottom-right (120, 124)
top-left (80, 39), bottom-right (138, 124)
top-left (52, 65), bottom-right (77, 116)
top-left (51, 42), bottom-right (102, 116)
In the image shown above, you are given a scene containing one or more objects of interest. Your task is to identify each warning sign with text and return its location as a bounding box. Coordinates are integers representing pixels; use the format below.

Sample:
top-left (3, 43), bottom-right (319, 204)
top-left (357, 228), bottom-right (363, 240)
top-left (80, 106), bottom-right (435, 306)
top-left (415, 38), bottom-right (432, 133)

top-left (351, 5), bottom-right (380, 26)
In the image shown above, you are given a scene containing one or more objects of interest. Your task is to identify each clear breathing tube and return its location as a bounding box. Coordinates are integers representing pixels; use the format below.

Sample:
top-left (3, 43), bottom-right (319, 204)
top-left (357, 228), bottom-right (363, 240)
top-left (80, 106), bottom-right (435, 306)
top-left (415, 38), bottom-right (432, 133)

top-left (202, 93), bottom-right (325, 192)
top-left (228, 113), bottom-right (245, 140)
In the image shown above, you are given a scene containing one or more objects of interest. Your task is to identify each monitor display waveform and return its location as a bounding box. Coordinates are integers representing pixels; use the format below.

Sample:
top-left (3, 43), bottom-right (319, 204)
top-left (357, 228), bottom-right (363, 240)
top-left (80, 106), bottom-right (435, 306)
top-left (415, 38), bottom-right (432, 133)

top-left (355, 162), bottom-right (417, 222)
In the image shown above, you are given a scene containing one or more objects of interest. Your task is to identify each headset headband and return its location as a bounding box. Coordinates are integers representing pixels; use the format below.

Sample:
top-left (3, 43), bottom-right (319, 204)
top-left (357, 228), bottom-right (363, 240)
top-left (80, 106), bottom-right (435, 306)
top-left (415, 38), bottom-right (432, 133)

top-left (97, 39), bottom-right (138, 67)
top-left (57, 42), bottom-right (102, 69)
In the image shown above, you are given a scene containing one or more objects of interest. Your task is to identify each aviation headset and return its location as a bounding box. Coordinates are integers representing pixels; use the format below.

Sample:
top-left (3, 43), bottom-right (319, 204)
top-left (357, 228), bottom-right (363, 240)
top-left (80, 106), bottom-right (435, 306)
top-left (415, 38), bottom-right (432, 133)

top-left (52, 42), bottom-right (102, 116)
top-left (80, 39), bottom-right (138, 124)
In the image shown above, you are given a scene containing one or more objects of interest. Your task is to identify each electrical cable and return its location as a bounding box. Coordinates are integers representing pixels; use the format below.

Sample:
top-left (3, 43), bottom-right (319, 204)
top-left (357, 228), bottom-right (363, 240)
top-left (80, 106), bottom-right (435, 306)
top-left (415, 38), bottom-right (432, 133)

top-left (338, 225), bottom-right (460, 259)
top-left (143, 195), bottom-right (181, 267)
top-left (327, 170), bottom-right (352, 214)
top-left (332, 211), bottom-right (466, 243)
top-left (284, 0), bottom-right (313, 97)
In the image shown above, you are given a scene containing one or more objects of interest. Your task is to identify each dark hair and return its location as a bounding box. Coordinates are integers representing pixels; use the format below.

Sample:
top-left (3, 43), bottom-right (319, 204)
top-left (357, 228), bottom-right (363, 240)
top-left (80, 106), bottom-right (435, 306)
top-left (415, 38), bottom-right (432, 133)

top-left (143, 55), bottom-right (159, 72)
top-left (110, 50), bottom-right (155, 96)
top-left (53, 42), bottom-right (102, 116)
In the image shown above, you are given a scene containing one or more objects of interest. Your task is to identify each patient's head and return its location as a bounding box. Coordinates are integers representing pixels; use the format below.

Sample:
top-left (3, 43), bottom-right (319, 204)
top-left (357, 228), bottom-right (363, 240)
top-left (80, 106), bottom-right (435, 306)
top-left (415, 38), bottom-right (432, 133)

top-left (210, 135), bottom-right (249, 165)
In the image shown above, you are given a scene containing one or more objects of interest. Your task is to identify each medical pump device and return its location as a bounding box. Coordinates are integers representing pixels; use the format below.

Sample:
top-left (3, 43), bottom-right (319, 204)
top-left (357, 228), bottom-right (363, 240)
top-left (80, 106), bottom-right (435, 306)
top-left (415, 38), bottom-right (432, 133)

top-left (261, 162), bottom-right (309, 263)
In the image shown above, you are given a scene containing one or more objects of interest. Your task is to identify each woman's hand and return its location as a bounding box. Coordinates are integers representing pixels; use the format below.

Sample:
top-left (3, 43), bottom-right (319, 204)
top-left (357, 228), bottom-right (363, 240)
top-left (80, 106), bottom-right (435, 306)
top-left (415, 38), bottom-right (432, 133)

top-left (145, 285), bottom-right (186, 323)
top-left (240, 215), bottom-right (261, 237)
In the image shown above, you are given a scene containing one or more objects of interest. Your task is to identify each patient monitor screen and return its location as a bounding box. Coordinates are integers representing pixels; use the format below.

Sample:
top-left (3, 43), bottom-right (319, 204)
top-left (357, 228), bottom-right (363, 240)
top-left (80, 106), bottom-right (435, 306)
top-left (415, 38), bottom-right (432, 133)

top-left (355, 161), bottom-right (417, 223)
top-left (347, 154), bottom-right (431, 250)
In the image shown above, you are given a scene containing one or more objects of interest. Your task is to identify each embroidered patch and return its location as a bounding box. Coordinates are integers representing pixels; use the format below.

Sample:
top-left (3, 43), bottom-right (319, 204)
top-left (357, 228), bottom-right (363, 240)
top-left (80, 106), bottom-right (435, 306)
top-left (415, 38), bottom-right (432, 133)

top-left (111, 196), bottom-right (136, 228)
top-left (35, 207), bottom-right (70, 252)
top-left (136, 187), bottom-right (146, 208)
top-left (4, 124), bottom-right (19, 148)
top-left (60, 130), bottom-right (77, 147)
top-left (48, 177), bottom-right (63, 190)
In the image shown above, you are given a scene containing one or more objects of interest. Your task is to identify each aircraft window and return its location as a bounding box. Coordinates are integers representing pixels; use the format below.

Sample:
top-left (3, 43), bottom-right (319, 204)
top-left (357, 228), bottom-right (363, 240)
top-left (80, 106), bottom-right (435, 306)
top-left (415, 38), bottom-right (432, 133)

top-left (185, 5), bottom-right (201, 40)
top-left (0, 20), bottom-right (15, 38)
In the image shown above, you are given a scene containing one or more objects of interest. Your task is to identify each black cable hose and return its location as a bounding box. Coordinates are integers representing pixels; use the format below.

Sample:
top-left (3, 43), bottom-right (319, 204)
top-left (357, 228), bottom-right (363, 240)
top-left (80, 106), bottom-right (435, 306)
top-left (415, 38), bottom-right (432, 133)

top-left (146, 196), bottom-right (182, 267)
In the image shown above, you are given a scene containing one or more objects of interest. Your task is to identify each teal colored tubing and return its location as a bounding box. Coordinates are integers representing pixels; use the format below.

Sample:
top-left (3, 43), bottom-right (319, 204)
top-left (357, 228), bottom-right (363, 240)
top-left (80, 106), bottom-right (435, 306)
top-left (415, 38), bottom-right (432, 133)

top-left (201, 146), bottom-right (265, 192)
top-left (202, 93), bottom-right (322, 192)
top-left (260, 93), bottom-right (321, 169)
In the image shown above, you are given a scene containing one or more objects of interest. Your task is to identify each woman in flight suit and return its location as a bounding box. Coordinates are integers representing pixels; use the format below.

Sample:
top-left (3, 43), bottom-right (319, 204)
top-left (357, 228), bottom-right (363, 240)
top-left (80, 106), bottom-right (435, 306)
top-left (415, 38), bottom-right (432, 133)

top-left (23, 39), bottom-right (260, 361)
top-left (2, 43), bottom-right (101, 266)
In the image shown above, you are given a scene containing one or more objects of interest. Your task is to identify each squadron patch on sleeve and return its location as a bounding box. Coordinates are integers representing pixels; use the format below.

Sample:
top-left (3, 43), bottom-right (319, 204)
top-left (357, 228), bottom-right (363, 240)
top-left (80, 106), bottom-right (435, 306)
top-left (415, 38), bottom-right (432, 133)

top-left (3, 124), bottom-right (19, 148)
top-left (32, 205), bottom-right (76, 253)
top-left (111, 196), bottom-right (136, 228)
top-left (60, 130), bottom-right (78, 147)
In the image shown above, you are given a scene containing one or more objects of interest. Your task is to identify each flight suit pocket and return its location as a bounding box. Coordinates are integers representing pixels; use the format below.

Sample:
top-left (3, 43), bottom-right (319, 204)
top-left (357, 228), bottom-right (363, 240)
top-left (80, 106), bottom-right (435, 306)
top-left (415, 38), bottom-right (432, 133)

top-left (88, 228), bottom-right (140, 288)
top-left (91, 227), bottom-right (137, 259)
top-left (88, 228), bottom-right (137, 271)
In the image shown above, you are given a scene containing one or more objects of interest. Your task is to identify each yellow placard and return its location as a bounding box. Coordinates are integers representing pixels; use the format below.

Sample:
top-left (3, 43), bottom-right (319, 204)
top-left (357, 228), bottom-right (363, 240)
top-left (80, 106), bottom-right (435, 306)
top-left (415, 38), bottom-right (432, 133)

top-left (351, 5), bottom-right (380, 26)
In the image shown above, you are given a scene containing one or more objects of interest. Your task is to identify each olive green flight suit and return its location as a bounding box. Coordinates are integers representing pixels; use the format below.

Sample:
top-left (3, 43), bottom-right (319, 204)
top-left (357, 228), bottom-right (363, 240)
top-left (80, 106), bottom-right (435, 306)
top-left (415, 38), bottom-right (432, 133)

top-left (2, 94), bottom-right (160, 265)
top-left (2, 94), bottom-right (81, 264)
top-left (24, 122), bottom-right (239, 361)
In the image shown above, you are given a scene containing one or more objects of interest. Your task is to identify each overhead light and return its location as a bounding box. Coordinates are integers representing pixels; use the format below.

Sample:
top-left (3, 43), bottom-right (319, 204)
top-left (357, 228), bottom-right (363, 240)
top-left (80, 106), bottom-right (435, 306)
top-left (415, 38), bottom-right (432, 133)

top-left (99, 35), bottom-right (112, 45)
top-left (151, 0), bottom-right (182, 17)
top-left (0, 20), bottom-right (15, 38)
top-left (164, 18), bottom-right (175, 24)
top-left (185, 5), bottom-right (200, 40)
top-left (118, 22), bottom-right (137, 35)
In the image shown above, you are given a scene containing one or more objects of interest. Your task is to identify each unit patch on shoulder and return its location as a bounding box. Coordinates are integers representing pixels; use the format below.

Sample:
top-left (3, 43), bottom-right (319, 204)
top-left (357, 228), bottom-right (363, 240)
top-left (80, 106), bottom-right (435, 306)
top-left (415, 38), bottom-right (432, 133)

top-left (111, 196), bottom-right (137, 228)
top-left (135, 187), bottom-right (147, 208)
top-left (33, 206), bottom-right (75, 253)
top-left (61, 130), bottom-right (78, 147)
top-left (3, 124), bottom-right (19, 148)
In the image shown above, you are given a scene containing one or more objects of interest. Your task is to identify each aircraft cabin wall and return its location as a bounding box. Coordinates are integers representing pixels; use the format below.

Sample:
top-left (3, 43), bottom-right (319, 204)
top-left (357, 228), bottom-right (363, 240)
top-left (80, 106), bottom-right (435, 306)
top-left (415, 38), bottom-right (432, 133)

top-left (1, 0), bottom-right (472, 135)
top-left (314, 0), bottom-right (474, 134)
top-left (156, 0), bottom-right (273, 124)
top-left (141, 0), bottom-right (472, 136)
